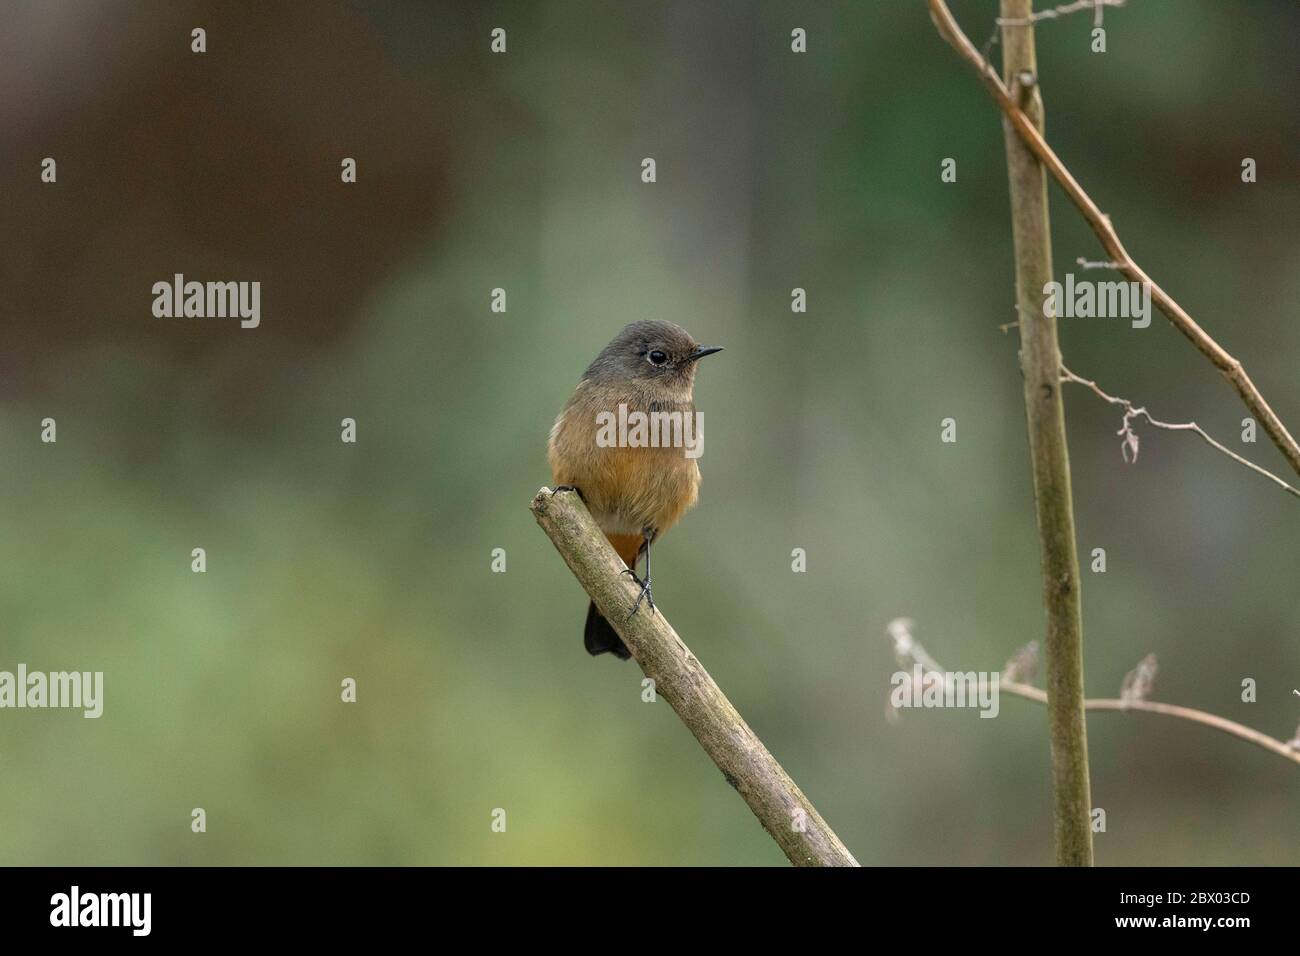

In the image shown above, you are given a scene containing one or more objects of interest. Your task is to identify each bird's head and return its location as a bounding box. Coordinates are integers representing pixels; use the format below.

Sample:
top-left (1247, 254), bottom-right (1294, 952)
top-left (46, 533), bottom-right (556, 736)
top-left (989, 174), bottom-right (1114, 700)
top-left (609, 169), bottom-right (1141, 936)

top-left (586, 320), bottom-right (722, 391)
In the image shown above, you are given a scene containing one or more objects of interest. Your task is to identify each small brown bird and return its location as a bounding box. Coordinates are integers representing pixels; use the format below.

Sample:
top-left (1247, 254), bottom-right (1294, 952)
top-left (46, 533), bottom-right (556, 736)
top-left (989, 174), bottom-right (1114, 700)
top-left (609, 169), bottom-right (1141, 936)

top-left (548, 320), bottom-right (722, 659)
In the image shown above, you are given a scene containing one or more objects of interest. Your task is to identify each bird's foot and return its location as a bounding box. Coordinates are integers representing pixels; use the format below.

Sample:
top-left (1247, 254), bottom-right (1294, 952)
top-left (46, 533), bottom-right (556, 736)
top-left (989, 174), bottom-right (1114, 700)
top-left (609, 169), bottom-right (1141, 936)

top-left (622, 569), bottom-right (655, 618)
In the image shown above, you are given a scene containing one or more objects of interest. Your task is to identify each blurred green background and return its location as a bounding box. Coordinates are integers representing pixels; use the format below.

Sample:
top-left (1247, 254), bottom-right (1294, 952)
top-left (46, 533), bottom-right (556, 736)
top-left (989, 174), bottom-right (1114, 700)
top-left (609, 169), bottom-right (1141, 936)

top-left (1, 0), bottom-right (1297, 865)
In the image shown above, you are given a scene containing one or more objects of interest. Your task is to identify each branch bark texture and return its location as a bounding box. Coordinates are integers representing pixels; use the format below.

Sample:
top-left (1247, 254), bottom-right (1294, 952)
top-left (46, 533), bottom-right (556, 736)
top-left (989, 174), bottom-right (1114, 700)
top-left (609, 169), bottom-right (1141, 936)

top-left (531, 487), bottom-right (859, 867)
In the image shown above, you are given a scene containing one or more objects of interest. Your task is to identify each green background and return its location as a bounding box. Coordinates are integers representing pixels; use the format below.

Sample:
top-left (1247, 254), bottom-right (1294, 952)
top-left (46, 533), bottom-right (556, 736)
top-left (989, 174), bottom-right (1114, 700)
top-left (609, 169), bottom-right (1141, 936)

top-left (1, 0), bottom-right (1296, 865)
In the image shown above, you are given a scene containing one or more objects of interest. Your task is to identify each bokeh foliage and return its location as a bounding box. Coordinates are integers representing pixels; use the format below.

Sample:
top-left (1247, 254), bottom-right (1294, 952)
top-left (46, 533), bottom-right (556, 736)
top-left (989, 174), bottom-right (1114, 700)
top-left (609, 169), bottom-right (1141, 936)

top-left (1, 0), bottom-right (1296, 864)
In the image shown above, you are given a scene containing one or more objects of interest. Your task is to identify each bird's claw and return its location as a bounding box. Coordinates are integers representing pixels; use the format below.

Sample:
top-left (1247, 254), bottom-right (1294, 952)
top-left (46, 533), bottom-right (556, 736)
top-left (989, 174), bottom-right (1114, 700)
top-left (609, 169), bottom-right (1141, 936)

top-left (552, 485), bottom-right (585, 503)
top-left (622, 569), bottom-right (655, 618)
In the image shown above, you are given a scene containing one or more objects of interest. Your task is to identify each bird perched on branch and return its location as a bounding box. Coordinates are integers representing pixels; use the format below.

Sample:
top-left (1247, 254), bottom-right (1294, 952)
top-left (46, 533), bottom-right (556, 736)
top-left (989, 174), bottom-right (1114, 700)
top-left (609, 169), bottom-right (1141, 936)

top-left (548, 320), bottom-right (722, 659)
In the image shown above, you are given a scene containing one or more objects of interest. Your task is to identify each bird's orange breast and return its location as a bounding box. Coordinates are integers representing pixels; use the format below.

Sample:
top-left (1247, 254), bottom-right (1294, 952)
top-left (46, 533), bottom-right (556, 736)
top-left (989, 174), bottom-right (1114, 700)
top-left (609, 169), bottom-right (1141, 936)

top-left (549, 397), bottom-right (701, 542)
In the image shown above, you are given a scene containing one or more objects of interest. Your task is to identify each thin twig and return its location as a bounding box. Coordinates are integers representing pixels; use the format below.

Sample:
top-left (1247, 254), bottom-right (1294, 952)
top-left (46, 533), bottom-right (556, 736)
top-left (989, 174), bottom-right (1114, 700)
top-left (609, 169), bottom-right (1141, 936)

top-left (1060, 364), bottom-right (1300, 499)
top-left (888, 621), bottom-right (1300, 768)
top-left (997, 0), bottom-right (1125, 26)
top-left (927, 0), bottom-right (1300, 478)
top-left (532, 487), bottom-right (859, 867)
top-left (982, 0), bottom-right (1122, 62)
top-left (1000, 682), bottom-right (1300, 766)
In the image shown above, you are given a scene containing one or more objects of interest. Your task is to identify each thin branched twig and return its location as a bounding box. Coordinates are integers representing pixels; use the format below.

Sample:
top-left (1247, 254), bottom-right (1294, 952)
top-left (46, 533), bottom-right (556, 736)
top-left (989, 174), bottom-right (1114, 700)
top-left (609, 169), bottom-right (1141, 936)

top-left (998, 0), bottom-right (1125, 26)
top-left (982, 0), bottom-right (1123, 62)
top-left (1060, 365), bottom-right (1300, 499)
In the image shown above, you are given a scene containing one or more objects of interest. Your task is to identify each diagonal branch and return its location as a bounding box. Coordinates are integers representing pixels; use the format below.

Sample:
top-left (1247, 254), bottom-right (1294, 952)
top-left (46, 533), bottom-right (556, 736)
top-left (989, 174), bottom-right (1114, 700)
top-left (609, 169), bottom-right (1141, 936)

top-left (531, 487), bottom-right (859, 867)
top-left (927, 0), bottom-right (1300, 478)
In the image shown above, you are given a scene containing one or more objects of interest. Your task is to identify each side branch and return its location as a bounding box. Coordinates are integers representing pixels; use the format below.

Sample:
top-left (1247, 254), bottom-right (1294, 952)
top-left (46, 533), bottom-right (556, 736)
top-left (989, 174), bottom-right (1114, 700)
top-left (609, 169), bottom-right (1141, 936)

top-left (888, 621), bottom-right (1300, 768)
top-left (1061, 365), bottom-right (1300, 499)
top-left (1001, 681), bottom-right (1300, 766)
top-left (531, 487), bottom-right (859, 867)
top-left (927, 0), bottom-right (1300, 477)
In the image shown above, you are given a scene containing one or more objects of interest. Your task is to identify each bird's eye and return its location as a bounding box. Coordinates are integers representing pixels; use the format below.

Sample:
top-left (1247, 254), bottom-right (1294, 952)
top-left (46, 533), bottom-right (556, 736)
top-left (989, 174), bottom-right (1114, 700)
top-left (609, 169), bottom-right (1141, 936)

top-left (648, 350), bottom-right (668, 366)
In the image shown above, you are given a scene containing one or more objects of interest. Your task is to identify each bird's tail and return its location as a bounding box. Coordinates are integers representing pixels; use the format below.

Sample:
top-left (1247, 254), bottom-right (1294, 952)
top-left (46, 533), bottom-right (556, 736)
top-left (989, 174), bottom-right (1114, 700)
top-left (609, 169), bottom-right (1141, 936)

top-left (584, 601), bottom-right (630, 659)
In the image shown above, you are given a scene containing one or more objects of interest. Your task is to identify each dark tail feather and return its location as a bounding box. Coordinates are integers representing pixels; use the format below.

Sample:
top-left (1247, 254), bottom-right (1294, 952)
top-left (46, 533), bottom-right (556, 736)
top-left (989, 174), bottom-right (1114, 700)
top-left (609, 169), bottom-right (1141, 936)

top-left (584, 601), bottom-right (631, 659)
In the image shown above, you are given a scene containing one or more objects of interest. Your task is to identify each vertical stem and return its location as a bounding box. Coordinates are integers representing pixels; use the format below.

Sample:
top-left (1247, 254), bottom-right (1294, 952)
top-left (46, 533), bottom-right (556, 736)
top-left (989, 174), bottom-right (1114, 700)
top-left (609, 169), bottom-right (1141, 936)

top-left (999, 0), bottom-right (1094, 866)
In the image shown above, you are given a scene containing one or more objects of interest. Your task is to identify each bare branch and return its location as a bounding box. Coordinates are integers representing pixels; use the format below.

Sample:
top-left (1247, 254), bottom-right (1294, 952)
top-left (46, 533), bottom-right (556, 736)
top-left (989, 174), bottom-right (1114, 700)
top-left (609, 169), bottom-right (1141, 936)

top-left (888, 622), bottom-right (1300, 768)
top-left (997, 0), bottom-right (1125, 27)
top-left (532, 487), bottom-right (859, 867)
top-left (982, 0), bottom-right (1122, 62)
top-left (927, 0), bottom-right (1300, 477)
top-left (1002, 680), bottom-right (1300, 766)
top-left (1060, 365), bottom-right (1300, 499)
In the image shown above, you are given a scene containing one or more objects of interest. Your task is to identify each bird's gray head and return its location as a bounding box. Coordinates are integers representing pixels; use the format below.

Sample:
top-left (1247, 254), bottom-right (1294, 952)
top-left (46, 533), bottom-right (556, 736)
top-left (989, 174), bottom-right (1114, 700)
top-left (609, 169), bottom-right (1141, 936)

top-left (584, 320), bottom-right (722, 389)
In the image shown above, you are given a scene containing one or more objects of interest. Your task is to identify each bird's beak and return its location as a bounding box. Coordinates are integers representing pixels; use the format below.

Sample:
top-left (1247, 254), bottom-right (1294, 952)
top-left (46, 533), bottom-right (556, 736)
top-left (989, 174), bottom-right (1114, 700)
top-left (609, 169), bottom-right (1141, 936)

top-left (686, 345), bottom-right (723, 363)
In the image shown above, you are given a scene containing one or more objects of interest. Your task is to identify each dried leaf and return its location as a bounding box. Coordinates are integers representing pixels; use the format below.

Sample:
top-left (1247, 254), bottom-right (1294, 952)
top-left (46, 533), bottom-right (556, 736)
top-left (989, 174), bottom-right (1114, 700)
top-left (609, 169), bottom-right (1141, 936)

top-left (1002, 641), bottom-right (1040, 684)
top-left (1120, 653), bottom-right (1158, 703)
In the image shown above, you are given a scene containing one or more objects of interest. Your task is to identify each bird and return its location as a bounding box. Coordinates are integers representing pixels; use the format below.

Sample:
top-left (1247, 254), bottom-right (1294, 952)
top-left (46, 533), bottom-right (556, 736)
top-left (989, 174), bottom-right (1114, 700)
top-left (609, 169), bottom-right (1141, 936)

top-left (548, 320), bottom-right (722, 659)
